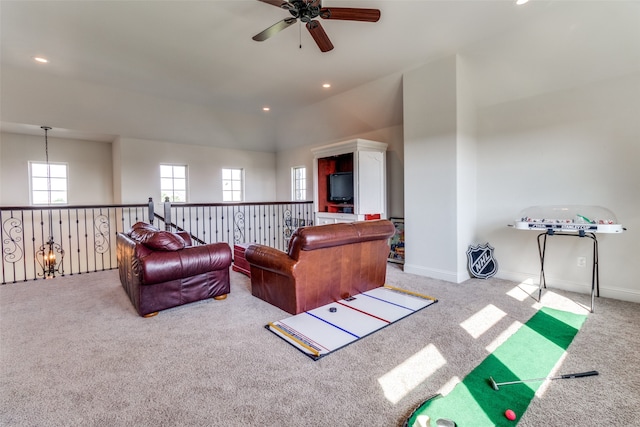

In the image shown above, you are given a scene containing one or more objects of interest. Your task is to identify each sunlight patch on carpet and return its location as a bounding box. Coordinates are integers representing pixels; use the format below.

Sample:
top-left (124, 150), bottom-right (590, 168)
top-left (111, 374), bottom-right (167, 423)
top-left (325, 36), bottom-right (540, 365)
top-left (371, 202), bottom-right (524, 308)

top-left (535, 290), bottom-right (591, 315)
top-left (511, 279), bottom-right (591, 315)
top-left (507, 283), bottom-right (534, 301)
top-left (378, 343), bottom-right (446, 404)
top-left (460, 304), bottom-right (507, 339)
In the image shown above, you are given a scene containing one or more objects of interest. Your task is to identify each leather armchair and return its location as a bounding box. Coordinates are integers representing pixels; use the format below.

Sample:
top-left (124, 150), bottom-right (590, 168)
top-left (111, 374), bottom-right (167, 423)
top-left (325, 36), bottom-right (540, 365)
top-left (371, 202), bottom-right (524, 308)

top-left (245, 220), bottom-right (395, 314)
top-left (116, 222), bottom-right (232, 317)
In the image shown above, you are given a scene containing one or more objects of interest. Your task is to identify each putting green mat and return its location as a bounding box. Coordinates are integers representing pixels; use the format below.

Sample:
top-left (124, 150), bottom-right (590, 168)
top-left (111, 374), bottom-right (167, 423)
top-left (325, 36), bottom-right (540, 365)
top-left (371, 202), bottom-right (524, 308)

top-left (405, 307), bottom-right (588, 426)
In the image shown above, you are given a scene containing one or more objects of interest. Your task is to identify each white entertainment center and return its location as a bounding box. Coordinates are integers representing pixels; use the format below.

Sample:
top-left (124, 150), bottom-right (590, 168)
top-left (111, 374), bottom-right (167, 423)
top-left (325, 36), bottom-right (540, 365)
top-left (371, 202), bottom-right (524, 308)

top-left (311, 139), bottom-right (388, 224)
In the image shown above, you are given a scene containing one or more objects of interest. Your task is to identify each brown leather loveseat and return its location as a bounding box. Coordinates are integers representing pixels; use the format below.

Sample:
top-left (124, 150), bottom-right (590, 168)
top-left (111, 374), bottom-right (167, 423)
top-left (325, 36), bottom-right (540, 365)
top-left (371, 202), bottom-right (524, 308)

top-left (245, 220), bottom-right (396, 314)
top-left (116, 222), bottom-right (232, 317)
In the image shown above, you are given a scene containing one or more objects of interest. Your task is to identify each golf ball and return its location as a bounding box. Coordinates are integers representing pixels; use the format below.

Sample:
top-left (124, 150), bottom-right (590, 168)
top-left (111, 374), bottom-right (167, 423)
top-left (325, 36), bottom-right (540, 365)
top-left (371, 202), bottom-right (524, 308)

top-left (505, 409), bottom-right (516, 421)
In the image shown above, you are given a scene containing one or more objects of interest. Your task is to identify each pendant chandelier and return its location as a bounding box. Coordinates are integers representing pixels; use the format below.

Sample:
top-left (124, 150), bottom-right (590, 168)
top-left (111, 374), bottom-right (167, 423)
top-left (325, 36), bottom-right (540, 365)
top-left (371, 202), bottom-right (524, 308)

top-left (36, 126), bottom-right (65, 278)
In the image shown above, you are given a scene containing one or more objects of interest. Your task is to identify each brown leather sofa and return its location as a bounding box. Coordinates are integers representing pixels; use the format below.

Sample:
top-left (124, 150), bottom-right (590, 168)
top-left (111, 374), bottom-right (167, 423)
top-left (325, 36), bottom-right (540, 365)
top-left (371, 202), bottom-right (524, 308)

top-left (116, 222), bottom-right (232, 317)
top-left (245, 220), bottom-right (396, 314)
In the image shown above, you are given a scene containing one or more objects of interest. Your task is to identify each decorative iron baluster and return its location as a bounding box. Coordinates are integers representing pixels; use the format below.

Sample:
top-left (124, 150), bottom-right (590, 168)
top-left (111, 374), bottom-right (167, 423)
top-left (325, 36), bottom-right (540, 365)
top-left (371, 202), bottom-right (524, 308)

top-left (283, 208), bottom-right (294, 241)
top-left (94, 214), bottom-right (110, 254)
top-left (2, 201), bottom-right (313, 282)
top-left (2, 217), bottom-right (24, 268)
top-left (233, 210), bottom-right (245, 244)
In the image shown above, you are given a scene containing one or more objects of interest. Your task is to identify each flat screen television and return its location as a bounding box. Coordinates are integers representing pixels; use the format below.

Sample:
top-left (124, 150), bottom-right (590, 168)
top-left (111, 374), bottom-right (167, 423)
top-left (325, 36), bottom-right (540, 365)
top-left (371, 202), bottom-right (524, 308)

top-left (328, 172), bottom-right (353, 202)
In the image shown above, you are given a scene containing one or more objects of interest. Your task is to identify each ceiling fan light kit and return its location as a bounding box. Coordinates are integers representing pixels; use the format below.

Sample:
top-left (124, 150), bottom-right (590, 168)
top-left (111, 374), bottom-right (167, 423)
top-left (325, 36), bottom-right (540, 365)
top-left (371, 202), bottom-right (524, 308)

top-left (252, 0), bottom-right (380, 52)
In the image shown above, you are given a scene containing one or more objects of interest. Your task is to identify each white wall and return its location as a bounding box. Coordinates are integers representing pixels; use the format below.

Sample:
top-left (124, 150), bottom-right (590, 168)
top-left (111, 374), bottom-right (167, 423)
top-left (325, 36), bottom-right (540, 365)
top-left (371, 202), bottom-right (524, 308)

top-left (0, 132), bottom-right (113, 205)
top-left (0, 132), bottom-right (277, 206)
top-left (456, 57), bottom-right (478, 282)
top-left (112, 138), bottom-right (123, 204)
top-left (275, 145), bottom-right (316, 202)
top-left (0, 134), bottom-right (3, 201)
top-left (402, 55), bottom-right (640, 302)
top-left (115, 137), bottom-right (276, 204)
top-left (476, 72), bottom-right (640, 301)
top-left (403, 56), bottom-right (460, 281)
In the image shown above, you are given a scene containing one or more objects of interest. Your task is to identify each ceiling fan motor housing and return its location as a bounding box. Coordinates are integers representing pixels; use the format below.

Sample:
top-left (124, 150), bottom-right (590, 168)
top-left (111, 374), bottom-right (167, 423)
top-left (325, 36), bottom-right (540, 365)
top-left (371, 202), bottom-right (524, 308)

top-left (287, 0), bottom-right (321, 23)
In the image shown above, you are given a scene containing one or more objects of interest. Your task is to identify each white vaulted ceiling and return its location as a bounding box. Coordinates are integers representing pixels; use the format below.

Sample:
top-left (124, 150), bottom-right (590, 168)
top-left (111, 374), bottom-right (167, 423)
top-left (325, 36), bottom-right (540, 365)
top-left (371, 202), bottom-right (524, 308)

top-left (1, 0), bottom-right (639, 150)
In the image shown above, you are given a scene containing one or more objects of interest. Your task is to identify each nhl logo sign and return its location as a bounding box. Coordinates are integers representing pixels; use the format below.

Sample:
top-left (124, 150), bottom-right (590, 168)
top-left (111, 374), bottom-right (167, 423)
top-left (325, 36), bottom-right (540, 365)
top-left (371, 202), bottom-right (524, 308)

top-left (467, 243), bottom-right (498, 279)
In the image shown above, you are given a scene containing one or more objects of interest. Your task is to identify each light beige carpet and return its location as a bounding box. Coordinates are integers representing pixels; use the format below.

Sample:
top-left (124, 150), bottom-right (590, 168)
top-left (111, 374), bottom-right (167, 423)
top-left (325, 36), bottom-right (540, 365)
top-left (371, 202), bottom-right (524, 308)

top-left (1, 265), bottom-right (639, 426)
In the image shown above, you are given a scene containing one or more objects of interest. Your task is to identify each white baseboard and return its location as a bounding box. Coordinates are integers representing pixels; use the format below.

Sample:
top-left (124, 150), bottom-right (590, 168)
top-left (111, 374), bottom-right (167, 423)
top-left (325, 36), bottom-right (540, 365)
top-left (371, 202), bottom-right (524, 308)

top-left (400, 265), bottom-right (640, 304)
top-left (403, 264), bottom-right (466, 284)
top-left (497, 270), bottom-right (640, 304)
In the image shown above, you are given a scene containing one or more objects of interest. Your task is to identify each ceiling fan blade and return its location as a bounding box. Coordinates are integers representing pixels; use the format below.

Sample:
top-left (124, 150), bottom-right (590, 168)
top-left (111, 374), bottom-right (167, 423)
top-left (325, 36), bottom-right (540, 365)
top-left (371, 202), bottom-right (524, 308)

top-left (256, 0), bottom-right (297, 12)
top-left (306, 20), bottom-right (334, 52)
top-left (320, 7), bottom-right (381, 22)
top-left (256, 0), bottom-right (289, 8)
top-left (252, 18), bottom-right (297, 42)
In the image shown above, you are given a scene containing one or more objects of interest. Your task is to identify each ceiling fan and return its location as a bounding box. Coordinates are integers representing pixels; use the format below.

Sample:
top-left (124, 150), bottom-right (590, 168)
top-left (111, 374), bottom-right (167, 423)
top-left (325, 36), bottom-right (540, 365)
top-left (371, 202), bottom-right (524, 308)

top-left (252, 0), bottom-right (381, 52)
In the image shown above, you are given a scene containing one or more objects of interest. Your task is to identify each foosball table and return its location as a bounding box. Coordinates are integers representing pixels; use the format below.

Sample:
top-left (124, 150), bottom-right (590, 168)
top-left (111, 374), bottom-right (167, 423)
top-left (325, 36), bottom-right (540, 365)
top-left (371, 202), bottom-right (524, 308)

top-left (512, 205), bottom-right (625, 312)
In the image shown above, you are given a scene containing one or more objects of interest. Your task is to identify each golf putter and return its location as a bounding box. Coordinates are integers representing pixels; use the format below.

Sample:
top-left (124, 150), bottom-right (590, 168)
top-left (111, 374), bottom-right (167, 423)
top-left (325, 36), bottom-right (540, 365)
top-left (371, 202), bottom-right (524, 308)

top-left (488, 370), bottom-right (598, 391)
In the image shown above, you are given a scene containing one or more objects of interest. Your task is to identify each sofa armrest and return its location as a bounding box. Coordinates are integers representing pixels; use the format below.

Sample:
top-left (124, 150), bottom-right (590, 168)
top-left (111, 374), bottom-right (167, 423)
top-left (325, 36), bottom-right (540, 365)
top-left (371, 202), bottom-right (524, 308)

top-left (117, 232), bottom-right (144, 285)
top-left (245, 244), bottom-right (296, 278)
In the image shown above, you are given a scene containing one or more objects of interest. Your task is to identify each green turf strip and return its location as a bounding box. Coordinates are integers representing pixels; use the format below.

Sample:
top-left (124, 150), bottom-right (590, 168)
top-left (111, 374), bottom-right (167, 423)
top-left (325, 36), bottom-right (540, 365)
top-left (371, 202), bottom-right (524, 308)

top-left (406, 307), bottom-right (587, 427)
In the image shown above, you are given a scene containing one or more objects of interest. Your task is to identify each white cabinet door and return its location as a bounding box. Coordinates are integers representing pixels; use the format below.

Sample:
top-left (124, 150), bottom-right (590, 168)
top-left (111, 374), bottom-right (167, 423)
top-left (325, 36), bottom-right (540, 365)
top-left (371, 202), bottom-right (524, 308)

top-left (355, 150), bottom-right (386, 216)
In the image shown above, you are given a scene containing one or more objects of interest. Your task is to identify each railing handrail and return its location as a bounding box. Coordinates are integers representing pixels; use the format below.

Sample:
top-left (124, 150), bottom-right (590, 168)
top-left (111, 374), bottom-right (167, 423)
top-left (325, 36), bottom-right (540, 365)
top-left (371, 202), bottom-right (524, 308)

top-left (0, 201), bottom-right (311, 211)
top-left (0, 203), bottom-right (148, 211)
top-left (154, 200), bottom-right (310, 207)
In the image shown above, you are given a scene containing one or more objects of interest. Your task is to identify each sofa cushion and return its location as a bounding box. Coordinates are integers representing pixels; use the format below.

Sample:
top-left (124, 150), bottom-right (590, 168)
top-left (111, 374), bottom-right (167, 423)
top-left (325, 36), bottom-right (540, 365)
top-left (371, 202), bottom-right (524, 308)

top-left (129, 226), bottom-right (186, 251)
top-left (131, 221), bottom-right (158, 232)
top-left (144, 231), bottom-right (186, 251)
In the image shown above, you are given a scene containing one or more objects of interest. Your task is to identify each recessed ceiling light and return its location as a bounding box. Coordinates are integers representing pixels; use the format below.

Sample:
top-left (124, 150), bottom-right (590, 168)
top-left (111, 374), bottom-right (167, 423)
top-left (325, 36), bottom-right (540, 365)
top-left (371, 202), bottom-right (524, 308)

top-left (516, 0), bottom-right (529, 5)
top-left (322, 83), bottom-right (331, 89)
top-left (262, 106), bottom-right (270, 112)
top-left (33, 56), bottom-right (49, 63)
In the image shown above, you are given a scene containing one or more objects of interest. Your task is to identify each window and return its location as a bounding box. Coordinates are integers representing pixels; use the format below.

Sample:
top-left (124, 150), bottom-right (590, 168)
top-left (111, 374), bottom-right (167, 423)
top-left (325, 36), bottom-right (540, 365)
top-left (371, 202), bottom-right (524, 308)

top-left (30, 162), bottom-right (68, 205)
top-left (222, 168), bottom-right (243, 202)
top-left (160, 164), bottom-right (187, 203)
top-left (292, 166), bottom-right (306, 201)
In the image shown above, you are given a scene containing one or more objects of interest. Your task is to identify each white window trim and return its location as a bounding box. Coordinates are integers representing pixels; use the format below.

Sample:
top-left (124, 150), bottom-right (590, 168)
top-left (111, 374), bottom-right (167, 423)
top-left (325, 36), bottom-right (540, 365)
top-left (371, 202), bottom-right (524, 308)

top-left (160, 164), bottom-right (188, 203)
top-left (29, 161), bottom-right (69, 205)
top-left (291, 165), bottom-right (307, 201)
top-left (222, 168), bottom-right (244, 202)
